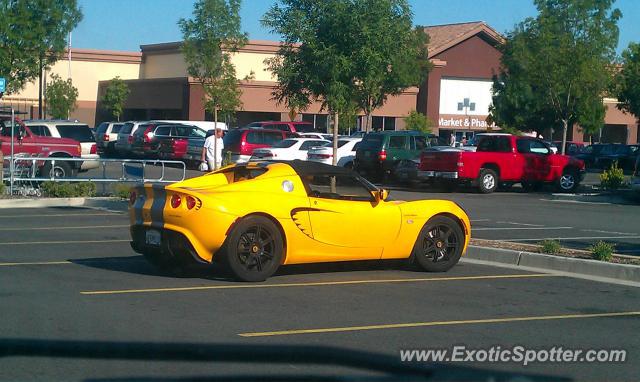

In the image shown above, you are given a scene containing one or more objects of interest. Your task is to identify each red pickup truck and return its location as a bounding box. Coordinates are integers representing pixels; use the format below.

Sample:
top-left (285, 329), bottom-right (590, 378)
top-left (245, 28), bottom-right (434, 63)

top-left (0, 115), bottom-right (83, 177)
top-left (418, 134), bottom-right (585, 193)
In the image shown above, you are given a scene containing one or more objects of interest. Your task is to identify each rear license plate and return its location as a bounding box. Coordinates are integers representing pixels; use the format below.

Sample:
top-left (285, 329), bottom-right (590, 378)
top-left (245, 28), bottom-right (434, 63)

top-left (145, 229), bottom-right (161, 246)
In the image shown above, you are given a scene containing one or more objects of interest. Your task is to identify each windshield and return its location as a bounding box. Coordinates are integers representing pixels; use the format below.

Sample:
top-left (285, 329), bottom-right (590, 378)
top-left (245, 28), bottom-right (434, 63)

top-left (56, 125), bottom-right (95, 142)
top-left (272, 139), bottom-right (297, 148)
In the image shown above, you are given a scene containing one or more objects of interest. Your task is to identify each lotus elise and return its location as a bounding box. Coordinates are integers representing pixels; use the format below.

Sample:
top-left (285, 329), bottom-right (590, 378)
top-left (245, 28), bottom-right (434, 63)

top-left (129, 160), bottom-right (471, 281)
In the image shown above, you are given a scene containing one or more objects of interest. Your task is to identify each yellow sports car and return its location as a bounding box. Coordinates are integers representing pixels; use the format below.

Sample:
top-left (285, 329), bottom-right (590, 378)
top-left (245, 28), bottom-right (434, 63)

top-left (129, 160), bottom-right (471, 281)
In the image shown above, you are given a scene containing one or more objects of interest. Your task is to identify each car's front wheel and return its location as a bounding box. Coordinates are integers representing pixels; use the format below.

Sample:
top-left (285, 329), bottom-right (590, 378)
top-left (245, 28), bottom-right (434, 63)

top-left (222, 215), bottom-right (283, 282)
top-left (412, 216), bottom-right (464, 272)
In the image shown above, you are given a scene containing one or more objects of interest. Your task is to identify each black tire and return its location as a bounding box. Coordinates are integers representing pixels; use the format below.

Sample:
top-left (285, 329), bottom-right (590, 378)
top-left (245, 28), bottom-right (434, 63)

top-left (556, 169), bottom-right (579, 193)
top-left (412, 216), bottom-right (464, 272)
top-left (221, 215), bottom-right (283, 282)
top-left (478, 168), bottom-right (498, 194)
top-left (40, 160), bottom-right (74, 178)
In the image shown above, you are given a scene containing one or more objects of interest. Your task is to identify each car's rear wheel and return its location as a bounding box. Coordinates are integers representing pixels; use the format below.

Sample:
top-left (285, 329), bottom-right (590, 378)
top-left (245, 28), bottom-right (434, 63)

top-left (478, 168), bottom-right (498, 193)
top-left (222, 215), bottom-right (283, 282)
top-left (412, 216), bottom-right (464, 272)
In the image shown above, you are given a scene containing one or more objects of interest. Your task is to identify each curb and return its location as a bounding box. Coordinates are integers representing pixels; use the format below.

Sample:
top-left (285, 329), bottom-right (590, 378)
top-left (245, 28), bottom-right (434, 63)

top-left (0, 197), bottom-right (128, 212)
top-left (547, 190), bottom-right (638, 204)
top-left (464, 245), bottom-right (640, 286)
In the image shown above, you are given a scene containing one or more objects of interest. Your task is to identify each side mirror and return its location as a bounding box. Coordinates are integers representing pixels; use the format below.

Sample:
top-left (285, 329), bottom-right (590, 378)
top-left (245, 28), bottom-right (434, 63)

top-left (375, 188), bottom-right (389, 202)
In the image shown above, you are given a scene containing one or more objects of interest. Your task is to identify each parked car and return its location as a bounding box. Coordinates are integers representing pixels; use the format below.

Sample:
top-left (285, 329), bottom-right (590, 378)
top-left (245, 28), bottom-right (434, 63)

top-left (115, 121), bottom-right (146, 157)
top-left (0, 115), bottom-right (82, 177)
top-left (307, 137), bottom-right (362, 168)
top-left (220, 128), bottom-right (295, 164)
top-left (95, 121), bottom-right (124, 155)
top-left (552, 141), bottom-right (586, 156)
top-left (131, 123), bottom-right (203, 159)
top-left (155, 124), bottom-right (209, 162)
top-left (418, 134), bottom-right (585, 193)
top-left (24, 120), bottom-right (98, 171)
top-left (298, 132), bottom-right (333, 140)
top-left (130, 161), bottom-right (470, 281)
top-left (151, 120), bottom-right (227, 132)
top-left (350, 131), bottom-right (367, 138)
top-left (251, 138), bottom-right (329, 161)
top-left (245, 121), bottom-right (316, 134)
top-left (595, 144), bottom-right (639, 171)
top-left (631, 155), bottom-right (640, 193)
top-left (354, 131), bottom-right (447, 181)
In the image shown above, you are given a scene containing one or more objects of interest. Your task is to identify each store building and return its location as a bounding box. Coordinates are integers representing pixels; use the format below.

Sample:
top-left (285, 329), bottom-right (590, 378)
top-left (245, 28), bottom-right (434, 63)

top-left (1, 21), bottom-right (637, 143)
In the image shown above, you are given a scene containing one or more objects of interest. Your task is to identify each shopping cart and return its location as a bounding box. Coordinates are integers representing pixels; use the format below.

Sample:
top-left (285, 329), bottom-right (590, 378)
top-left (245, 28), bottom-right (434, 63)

top-left (10, 154), bottom-right (42, 197)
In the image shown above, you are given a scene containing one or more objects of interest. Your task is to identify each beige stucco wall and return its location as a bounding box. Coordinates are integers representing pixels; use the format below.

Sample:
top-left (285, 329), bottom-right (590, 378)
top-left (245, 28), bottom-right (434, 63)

top-left (229, 51), bottom-right (276, 82)
top-left (142, 52), bottom-right (188, 79)
top-left (143, 50), bottom-right (276, 82)
top-left (3, 59), bottom-right (140, 103)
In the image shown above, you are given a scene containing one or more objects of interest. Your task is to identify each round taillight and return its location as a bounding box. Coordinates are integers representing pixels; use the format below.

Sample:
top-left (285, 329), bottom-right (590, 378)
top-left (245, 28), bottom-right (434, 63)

top-left (186, 196), bottom-right (197, 210)
top-left (170, 194), bottom-right (181, 209)
top-left (129, 191), bottom-right (137, 205)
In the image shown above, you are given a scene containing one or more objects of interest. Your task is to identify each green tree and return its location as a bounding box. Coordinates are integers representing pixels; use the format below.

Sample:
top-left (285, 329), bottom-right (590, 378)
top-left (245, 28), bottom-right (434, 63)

top-left (102, 76), bottom-right (130, 122)
top-left (404, 110), bottom-right (431, 133)
top-left (489, 0), bottom-right (621, 154)
top-left (0, 0), bottom-right (82, 94)
top-left (350, 0), bottom-right (430, 132)
top-left (263, 0), bottom-right (427, 163)
top-left (45, 73), bottom-right (78, 119)
top-left (615, 42), bottom-right (640, 121)
top-left (179, 0), bottom-right (247, 169)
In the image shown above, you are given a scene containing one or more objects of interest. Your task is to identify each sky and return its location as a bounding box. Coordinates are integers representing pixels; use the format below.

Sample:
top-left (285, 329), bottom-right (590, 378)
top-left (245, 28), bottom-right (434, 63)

top-left (72, 0), bottom-right (639, 54)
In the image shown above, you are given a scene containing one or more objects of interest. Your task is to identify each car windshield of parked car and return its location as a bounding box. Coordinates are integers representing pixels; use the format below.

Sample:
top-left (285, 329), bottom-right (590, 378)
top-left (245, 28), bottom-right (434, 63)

top-left (293, 124), bottom-right (315, 133)
top-left (56, 125), bottom-right (95, 142)
top-left (360, 134), bottom-right (383, 148)
top-left (272, 139), bottom-right (297, 148)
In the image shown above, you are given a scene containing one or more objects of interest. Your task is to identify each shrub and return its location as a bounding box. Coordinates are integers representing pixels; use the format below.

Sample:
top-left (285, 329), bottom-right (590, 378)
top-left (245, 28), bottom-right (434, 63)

top-left (600, 161), bottom-right (625, 190)
top-left (113, 183), bottom-right (132, 199)
top-left (404, 110), bottom-right (432, 133)
top-left (539, 239), bottom-right (562, 255)
top-left (41, 181), bottom-right (97, 197)
top-left (0, 182), bottom-right (5, 195)
top-left (589, 241), bottom-right (615, 262)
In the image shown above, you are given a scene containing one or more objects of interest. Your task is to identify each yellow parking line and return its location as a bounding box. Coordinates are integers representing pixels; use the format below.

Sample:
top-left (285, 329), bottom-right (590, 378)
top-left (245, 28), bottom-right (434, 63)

top-left (0, 225), bottom-right (128, 231)
top-left (239, 311), bottom-right (640, 337)
top-left (0, 260), bottom-right (71, 266)
top-left (81, 273), bottom-right (556, 295)
top-left (0, 239), bottom-right (130, 245)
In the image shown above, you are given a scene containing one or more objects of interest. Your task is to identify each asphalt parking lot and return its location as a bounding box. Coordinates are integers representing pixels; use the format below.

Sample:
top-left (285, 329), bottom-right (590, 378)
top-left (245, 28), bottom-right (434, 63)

top-left (1, 206), bottom-right (639, 381)
top-left (388, 182), bottom-right (640, 256)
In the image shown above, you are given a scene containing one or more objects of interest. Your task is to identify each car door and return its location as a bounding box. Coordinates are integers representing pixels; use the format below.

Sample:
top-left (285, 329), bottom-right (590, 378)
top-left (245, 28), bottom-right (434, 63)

top-left (527, 139), bottom-right (552, 180)
top-left (305, 174), bottom-right (402, 256)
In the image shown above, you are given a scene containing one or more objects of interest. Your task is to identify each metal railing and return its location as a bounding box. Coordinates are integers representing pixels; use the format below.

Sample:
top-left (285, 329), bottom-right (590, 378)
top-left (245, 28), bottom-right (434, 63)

top-left (1, 156), bottom-right (187, 196)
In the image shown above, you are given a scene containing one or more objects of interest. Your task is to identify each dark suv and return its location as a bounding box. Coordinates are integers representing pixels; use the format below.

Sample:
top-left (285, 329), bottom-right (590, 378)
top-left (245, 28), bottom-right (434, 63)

top-left (354, 131), bottom-right (445, 181)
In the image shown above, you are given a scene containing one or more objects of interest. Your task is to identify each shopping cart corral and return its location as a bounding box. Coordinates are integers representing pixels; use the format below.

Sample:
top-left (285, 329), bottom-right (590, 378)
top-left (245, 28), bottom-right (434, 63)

top-left (1, 157), bottom-right (187, 196)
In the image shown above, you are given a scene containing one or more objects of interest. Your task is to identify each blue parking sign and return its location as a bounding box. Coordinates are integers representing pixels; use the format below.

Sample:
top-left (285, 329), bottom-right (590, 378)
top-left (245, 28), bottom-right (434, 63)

top-left (0, 77), bottom-right (5, 93)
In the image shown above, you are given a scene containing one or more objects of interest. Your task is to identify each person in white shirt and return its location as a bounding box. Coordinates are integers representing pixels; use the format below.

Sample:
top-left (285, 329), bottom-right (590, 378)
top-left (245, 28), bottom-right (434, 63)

top-left (201, 128), bottom-right (224, 171)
